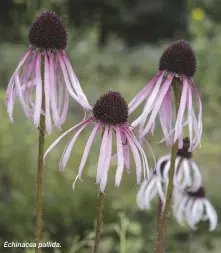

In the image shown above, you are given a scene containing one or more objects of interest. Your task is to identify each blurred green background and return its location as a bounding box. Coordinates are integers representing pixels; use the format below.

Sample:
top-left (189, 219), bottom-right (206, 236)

top-left (0, 0), bottom-right (221, 252)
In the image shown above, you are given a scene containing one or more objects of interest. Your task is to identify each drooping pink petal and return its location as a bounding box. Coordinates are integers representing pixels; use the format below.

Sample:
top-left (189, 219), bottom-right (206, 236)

top-left (44, 53), bottom-right (52, 134)
top-left (173, 77), bottom-right (188, 143)
top-left (124, 125), bottom-right (149, 179)
top-left (62, 54), bottom-right (92, 110)
top-left (96, 125), bottom-right (109, 183)
top-left (142, 74), bottom-right (174, 137)
top-left (186, 80), bottom-right (193, 148)
top-left (44, 118), bottom-right (93, 162)
top-left (125, 132), bottom-right (142, 184)
top-left (33, 52), bottom-right (42, 127)
top-left (99, 129), bottom-right (113, 192)
top-left (128, 72), bottom-right (161, 114)
top-left (78, 123), bottom-right (101, 179)
top-left (49, 54), bottom-right (60, 130)
top-left (59, 87), bottom-right (69, 126)
top-left (59, 122), bottom-right (89, 171)
top-left (159, 88), bottom-right (172, 145)
top-left (6, 50), bottom-right (32, 119)
top-left (139, 71), bottom-right (166, 131)
top-left (57, 65), bottom-right (64, 116)
top-left (116, 130), bottom-right (130, 172)
top-left (191, 81), bottom-right (202, 149)
top-left (14, 71), bottom-right (32, 119)
top-left (115, 127), bottom-right (124, 187)
top-left (57, 54), bottom-right (80, 104)
top-left (6, 50), bottom-right (32, 102)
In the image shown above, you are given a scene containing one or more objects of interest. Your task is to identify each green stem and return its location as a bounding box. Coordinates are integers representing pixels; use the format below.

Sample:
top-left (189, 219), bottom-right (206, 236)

top-left (154, 78), bottom-right (182, 253)
top-left (156, 198), bottom-right (162, 232)
top-left (93, 191), bottom-right (104, 253)
top-left (35, 54), bottom-right (45, 252)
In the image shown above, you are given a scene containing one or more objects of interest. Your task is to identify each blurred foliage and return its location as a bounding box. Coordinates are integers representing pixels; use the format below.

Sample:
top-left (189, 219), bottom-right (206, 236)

top-left (0, 0), bottom-right (221, 253)
top-left (0, 0), bottom-right (187, 46)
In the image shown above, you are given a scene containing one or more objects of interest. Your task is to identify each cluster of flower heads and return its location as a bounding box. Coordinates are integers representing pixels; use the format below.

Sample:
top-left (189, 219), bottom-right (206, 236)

top-left (137, 138), bottom-right (218, 231)
top-left (6, 12), bottom-right (206, 200)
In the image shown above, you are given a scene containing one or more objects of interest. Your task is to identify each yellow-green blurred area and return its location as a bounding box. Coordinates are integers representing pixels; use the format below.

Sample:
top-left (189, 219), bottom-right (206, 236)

top-left (1, 0), bottom-right (221, 252)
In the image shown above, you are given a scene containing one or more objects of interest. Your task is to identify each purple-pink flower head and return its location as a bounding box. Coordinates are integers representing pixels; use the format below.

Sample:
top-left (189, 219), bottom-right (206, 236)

top-left (129, 40), bottom-right (202, 150)
top-left (6, 11), bottom-right (91, 134)
top-left (44, 91), bottom-right (150, 192)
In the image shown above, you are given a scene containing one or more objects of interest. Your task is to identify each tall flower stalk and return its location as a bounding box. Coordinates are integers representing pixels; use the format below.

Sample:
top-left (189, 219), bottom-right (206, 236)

top-left (93, 191), bottom-right (104, 253)
top-left (35, 54), bottom-right (46, 251)
top-left (154, 78), bottom-right (182, 253)
top-left (5, 11), bottom-right (90, 252)
top-left (44, 91), bottom-right (151, 252)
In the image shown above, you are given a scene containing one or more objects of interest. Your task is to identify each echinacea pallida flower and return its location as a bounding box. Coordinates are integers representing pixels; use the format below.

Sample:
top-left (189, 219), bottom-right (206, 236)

top-left (173, 186), bottom-right (218, 231)
top-left (129, 40), bottom-right (202, 150)
top-left (44, 91), bottom-right (150, 192)
top-left (157, 138), bottom-right (202, 190)
top-left (6, 11), bottom-right (91, 134)
top-left (136, 160), bottom-right (166, 210)
top-left (136, 138), bottom-right (202, 211)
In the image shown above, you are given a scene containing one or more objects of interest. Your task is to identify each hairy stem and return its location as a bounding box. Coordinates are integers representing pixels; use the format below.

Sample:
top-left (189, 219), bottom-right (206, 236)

top-left (154, 78), bottom-right (182, 253)
top-left (35, 54), bottom-right (45, 252)
top-left (93, 191), bottom-right (105, 253)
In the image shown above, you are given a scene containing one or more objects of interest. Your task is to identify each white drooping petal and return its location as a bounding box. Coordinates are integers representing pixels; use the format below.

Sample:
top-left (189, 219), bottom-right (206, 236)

top-left (155, 154), bottom-right (170, 180)
top-left (182, 159), bottom-right (192, 186)
top-left (189, 160), bottom-right (202, 191)
top-left (203, 199), bottom-right (218, 231)
top-left (136, 180), bottom-right (148, 209)
top-left (143, 177), bottom-right (158, 209)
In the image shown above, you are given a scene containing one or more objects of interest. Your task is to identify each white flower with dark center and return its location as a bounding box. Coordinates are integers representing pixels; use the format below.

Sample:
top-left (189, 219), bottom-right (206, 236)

top-left (156, 138), bottom-right (202, 190)
top-left (136, 138), bottom-right (202, 211)
top-left (136, 160), bottom-right (167, 210)
top-left (173, 186), bottom-right (218, 231)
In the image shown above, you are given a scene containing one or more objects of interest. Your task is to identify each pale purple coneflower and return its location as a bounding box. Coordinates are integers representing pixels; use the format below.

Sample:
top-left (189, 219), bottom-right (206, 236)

top-left (136, 160), bottom-right (166, 210)
top-left (136, 138), bottom-right (202, 211)
top-left (157, 138), bottom-right (202, 190)
top-left (129, 40), bottom-right (202, 150)
top-left (173, 186), bottom-right (218, 231)
top-left (5, 11), bottom-right (91, 134)
top-left (44, 91), bottom-right (150, 192)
